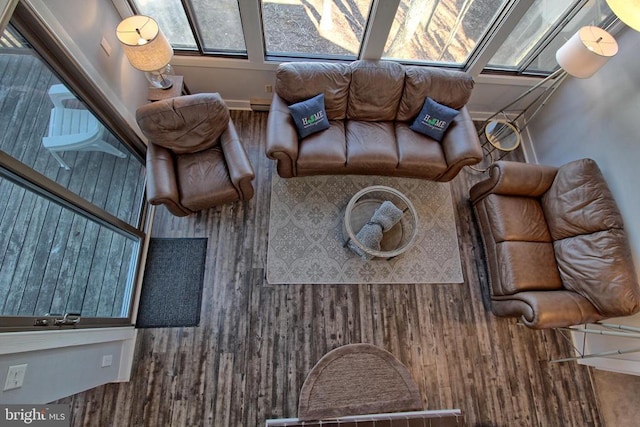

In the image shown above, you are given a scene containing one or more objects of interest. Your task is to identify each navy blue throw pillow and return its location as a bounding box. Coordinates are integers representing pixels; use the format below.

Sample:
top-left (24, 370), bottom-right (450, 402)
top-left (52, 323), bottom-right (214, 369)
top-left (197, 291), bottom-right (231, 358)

top-left (288, 93), bottom-right (330, 139)
top-left (410, 97), bottom-right (459, 142)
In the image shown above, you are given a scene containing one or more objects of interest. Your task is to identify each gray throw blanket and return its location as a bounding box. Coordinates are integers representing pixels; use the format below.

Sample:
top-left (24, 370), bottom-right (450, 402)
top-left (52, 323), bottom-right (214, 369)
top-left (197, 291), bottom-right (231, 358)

top-left (348, 201), bottom-right (404, 260)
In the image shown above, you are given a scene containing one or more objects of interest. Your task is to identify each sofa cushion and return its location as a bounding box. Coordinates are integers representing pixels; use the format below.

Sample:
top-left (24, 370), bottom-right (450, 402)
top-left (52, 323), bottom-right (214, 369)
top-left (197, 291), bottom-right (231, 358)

top-left (345, 121), bottom-right (398, 172)
top-left (347, 60), bottom-right (404, 121)
top-left (409, 97), bottom-right (459, 142)
top-left (288, 93), bottom-right (330, 139)
top-left (176, 147), bottom-right (238, 210)
top-left (395, 123), bottom-right (446, 179)
top-left (397, 67), bottom-right (474, 122)
top-left (555, 229), bottom-right (640, 317)
top-left (542, 158), bottom-right (624, 241)
top-left (136, 93), bottom-right (229, 154)
top-left (297, 121), bottom-right (347, 173)
top-left (275, 62), bottom-right (351, 120)
top-left (483, 194), bottom-right (552, 243)
top-left (495, 241), bottom-right (563, 294)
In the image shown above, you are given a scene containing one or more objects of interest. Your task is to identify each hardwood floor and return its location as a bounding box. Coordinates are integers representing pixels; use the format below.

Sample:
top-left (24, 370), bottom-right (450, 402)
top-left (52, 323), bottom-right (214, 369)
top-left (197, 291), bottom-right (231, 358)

top-left (61, 111), bottom-right (601, 426)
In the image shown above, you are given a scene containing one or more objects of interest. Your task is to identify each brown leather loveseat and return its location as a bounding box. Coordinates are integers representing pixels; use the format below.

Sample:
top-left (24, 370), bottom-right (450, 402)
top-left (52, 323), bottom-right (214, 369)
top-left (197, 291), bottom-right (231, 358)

top-left (266, 60), bottom-right (482, 181)
top-left (470, 159), bottom-right (640, 329)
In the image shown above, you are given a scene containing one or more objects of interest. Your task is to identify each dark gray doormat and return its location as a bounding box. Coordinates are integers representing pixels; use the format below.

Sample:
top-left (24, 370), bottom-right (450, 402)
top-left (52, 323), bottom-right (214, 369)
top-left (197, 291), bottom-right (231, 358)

top-left (136, 238), bottom-right (207, 328)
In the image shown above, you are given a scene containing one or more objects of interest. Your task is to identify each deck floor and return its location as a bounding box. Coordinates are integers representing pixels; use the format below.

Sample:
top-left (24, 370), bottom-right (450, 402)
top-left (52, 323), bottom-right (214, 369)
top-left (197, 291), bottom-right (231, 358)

top-left (0, 52), bottom-right (145, 318)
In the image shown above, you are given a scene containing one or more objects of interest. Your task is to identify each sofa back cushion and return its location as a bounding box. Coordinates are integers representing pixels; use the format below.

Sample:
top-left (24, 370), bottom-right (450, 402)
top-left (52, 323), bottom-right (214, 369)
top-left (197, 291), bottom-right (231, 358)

top-left (397, 67), bottom-right (474, 122)
top-left (275, 62), bottom-right (351, 120)
top-left (136, 93), bottom-right (229, 154)
top-left (347, 60), bottom-right (405, 121)
top-left (542, 158), bottom-right (623, 240)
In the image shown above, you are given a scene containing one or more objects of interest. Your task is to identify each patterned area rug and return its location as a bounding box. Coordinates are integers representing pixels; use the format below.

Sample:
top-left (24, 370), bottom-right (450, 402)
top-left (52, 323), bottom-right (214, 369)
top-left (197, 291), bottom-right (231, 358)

top-left (267, 174), bottom-right (463, 284)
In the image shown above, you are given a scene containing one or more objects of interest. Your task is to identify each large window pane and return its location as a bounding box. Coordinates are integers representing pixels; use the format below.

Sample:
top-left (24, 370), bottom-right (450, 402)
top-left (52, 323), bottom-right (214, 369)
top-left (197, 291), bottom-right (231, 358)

top-left (488, 0), bottom-right (578, 70)
top-left (262, 0), bottom-right (373, 58)
top-left (132, 0), bottom-right (198, 50)
top-left (191, 0), bottom-right (246, 53)
top-left (0, 27), bottom-right (145, 227)
top-left (383, 0), bottom-right (507, 65)
top-left (0, 177), bottom-right (138, 318)
top-left (523, 0), bottom-right (612, 74)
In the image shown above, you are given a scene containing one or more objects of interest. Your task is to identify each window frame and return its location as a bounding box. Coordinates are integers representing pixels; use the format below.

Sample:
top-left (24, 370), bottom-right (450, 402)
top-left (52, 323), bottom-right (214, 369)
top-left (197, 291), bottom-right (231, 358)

top-left (118, 0), bottom-right (617, 78)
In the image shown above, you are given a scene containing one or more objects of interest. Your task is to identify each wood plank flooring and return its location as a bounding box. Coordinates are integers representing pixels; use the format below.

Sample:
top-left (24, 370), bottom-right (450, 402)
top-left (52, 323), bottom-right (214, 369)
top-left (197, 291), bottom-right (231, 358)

top-left (0, 52), bottom-right (145, 317)
top-left (60, 111), bottom-right (601, 426)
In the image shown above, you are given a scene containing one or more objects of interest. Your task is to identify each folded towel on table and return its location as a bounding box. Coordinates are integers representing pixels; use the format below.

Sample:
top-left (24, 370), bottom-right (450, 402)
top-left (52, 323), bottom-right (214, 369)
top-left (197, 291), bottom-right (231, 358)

top-left (347, 200), bottom-right (404, 260)
top-left (348, 222), bottom-right (383, 260)
top-left (371, 201), bottom-right (404, 231)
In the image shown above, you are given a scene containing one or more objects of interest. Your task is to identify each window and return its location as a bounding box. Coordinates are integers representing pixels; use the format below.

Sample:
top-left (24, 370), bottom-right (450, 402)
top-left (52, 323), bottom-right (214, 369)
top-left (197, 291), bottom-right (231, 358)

top-left (383, 0), bottom-right (508, 66)
top-left (131, 0), bottom-right (247, 54)
top-left (191, 0), bottom-right (247, 53)
top-left (126, 0), bottom-right (616, 77)
top-left (487, 0), bottom-right (614, 74)
top-left (0, 20), bottom-right (146, 330)
top-left (261, 0), bottom-right (373, 59)
top-left (131, 0), bottom-right (197, 50)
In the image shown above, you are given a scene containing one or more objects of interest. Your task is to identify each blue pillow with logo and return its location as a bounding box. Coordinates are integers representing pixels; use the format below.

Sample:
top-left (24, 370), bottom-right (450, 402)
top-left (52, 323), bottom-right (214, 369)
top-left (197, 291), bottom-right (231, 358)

top-left (288, 93), bottom-right (330, 139)
top-left (410, 97), bottom-right (459, 142)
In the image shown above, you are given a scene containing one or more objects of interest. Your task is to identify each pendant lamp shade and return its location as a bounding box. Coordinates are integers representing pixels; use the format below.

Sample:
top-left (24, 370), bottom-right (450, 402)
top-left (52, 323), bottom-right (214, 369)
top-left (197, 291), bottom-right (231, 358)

top-left (606, 0), bottom-right (640, 32)
top-left (555, 26), bottom-right (618, 78)
top-left (116, 15), bottom-right (173, 72)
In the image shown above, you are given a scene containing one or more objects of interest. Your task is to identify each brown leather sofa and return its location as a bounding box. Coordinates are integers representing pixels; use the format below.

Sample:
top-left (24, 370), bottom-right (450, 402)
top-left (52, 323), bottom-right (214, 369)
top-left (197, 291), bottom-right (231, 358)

top-left (470, 159), bottom-right (640, 329)
top-left (136, 93), bottom-right (255, 217)
top-left (266, 60), bottom-right (482, 181)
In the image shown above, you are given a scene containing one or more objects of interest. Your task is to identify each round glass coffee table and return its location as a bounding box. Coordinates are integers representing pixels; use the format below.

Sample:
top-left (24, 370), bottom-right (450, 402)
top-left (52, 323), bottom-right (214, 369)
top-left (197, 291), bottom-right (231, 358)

top-left (343, 185), bottom-right (418, 260)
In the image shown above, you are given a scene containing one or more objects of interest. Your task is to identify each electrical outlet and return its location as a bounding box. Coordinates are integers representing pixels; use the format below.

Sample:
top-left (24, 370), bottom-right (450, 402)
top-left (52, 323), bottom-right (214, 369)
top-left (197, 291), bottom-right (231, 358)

top-left (101, 355), bottom-right (113, 368)
top-left (264, 84), bottom-right (273, 93)
top-left (4, 364), bottom-right (27, 391)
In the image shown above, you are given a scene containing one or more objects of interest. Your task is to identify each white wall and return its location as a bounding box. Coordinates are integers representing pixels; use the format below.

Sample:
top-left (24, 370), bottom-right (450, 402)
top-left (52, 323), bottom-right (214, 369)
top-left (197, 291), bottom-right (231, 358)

top-left (526, 26), bottom-right (640, 374)
top-left (170, 55), bottom-right (539, 113)
top-left (0, 328), bottom-right (136, 404)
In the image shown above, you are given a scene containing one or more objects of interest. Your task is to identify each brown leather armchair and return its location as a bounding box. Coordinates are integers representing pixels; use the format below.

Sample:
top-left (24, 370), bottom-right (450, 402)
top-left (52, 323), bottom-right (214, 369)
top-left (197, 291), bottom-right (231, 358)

top-left (470, 159), bottom-right (640, 329)
top-left (136, 93), bottom-right (255, 217)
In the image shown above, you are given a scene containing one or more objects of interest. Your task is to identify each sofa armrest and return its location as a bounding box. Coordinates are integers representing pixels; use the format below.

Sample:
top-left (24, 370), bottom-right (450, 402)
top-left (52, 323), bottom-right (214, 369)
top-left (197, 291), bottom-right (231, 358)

top-left (146, 143), bottom-right (190, 217)
top-left (221, 119), bottom-right (255, 201)
top-left (437, 107), bottom-right (482, 181)
top-left (469, 160), bottom-right (558, 204)
top-left (492, 290), bottom-right (603, 329)
top-left (266, 94), bottom-right (299, 177)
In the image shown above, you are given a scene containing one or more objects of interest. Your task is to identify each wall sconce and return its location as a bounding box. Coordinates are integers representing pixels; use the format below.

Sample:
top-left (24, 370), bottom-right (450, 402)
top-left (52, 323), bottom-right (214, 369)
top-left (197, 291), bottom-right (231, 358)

top-left (116, 15), bottom-right (174, 89)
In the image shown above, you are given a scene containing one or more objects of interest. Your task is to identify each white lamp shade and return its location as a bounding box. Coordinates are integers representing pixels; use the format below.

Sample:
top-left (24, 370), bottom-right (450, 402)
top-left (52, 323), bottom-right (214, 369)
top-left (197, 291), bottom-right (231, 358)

top-left (606, 0), bottom-right (640, 32)
top-left (116, 15), bottom-right (173, 72)
top-left (555, 26), bottom-right (618, 78)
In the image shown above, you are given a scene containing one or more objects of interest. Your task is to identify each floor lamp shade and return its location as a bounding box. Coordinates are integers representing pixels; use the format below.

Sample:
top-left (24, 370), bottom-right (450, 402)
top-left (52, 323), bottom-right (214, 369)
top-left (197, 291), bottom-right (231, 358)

top-left (116, 15), bottom-right (173, 73)
top-left (556, 26), bottom-right (618, 78)
top-left (606, 0), bottom-right (640, 32)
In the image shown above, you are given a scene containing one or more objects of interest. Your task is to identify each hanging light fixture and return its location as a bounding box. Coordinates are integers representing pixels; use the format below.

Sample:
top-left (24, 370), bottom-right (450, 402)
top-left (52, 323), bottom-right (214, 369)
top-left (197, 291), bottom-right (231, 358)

top-left (116, 15), bottom-right (174, 89)
top-left (606, 0), bottom-right (640, 32)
